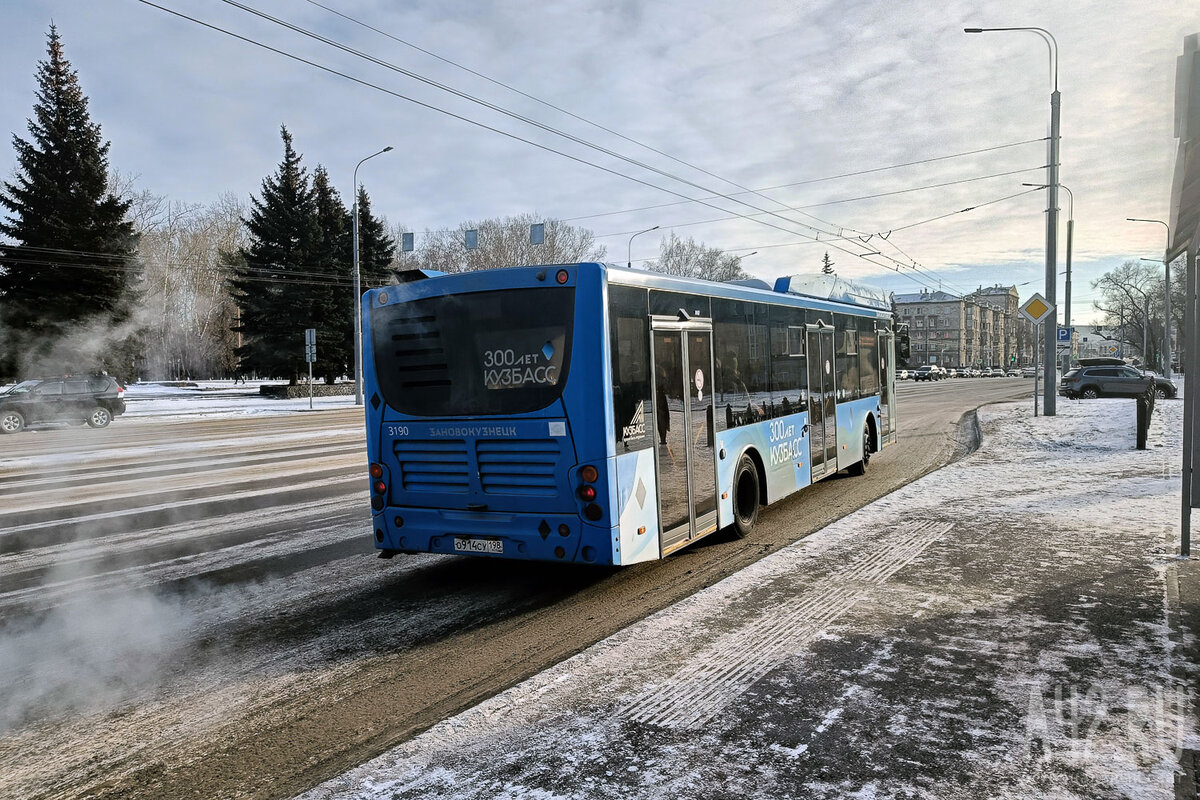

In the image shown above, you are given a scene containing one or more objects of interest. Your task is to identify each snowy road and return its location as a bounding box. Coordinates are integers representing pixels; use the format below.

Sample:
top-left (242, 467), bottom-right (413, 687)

top-left (0, 379), bottom-right (1033, 799)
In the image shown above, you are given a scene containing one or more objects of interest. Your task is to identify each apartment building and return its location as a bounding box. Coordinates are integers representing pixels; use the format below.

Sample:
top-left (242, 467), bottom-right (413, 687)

top-left (894, 285), bottom-right (1036, 368)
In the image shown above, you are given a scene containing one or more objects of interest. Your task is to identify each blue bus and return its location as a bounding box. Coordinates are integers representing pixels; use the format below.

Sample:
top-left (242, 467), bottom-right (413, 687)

top-left (361, 263), bottom-right (897, 565)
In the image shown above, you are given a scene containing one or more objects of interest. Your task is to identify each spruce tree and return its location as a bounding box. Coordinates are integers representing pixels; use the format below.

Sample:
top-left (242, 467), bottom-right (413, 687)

top-left (0, 25), bottom-right (141, 381)
top-left (821, 252), bottom-right (835, 275)
top-left (232, 127), bottom-right (321, 383)
top-left (310, 166), bottom-right (351, 384)
top-left (354, 187), bottom-right (396, 290)
top-left (342, 187), bottom-right (395, 385)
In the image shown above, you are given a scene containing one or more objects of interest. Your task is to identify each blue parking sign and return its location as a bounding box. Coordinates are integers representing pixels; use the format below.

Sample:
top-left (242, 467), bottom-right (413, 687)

top-left (1056, 327), bottom-right (1072, 343)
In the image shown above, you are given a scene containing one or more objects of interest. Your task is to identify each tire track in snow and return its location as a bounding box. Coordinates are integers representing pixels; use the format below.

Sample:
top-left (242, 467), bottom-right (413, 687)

top-left (622, 519), bottom-right (953, 729)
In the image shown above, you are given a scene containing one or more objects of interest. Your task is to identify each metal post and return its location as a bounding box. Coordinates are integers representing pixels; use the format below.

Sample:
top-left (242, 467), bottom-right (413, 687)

top-left (1064, 213), bottom-right (1073, 373)
top-left (967, 26), bottom-right (1059, 412)
top-left (352, 194), bottom-right (360, 404)
top-left (351, 146), bottom-right (393, 407)
top-left (1043, 87), bottom-right (1060, 415)
top-left (1167, 256), bottom-right (1174, 377)
top-left (1144, 295), bottom-right (1151, 368)
top-left (1034, 325), bottom-right (1040, 416)
top-left (1184, 239), bottom-right (1197, 557)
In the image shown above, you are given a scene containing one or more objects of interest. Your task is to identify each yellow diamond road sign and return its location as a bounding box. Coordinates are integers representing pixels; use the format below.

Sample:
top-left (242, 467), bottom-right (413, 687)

top-left (1019, 293), bottom-right (1055, 324)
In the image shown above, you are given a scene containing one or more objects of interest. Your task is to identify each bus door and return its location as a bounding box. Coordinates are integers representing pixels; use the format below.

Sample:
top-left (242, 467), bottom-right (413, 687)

top-left (878, 328), bottom-right (898, 445)
top-left (650, 319), bottom-right (718, 554)
top-left (806, 326), bottom-right (837, 480)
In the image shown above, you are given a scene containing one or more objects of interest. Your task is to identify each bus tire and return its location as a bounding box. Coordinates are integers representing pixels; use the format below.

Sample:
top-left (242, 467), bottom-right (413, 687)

top-left (848, 425), bottom-right (871, 476)
top-left (730, 453), bottom-right (760, 538)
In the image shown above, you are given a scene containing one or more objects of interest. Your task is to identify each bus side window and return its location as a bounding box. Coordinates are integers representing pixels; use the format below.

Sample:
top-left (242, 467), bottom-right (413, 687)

top-left (609, 284), bottom-right (652, 451)
top-left (769, 305), bottom-right (806, 416)
top-left (835, 314), bottom-right (859, 402)
top-left (858, 321), bottom-right (879, 396)
top-left (713, 298), bottom-right (770, 430)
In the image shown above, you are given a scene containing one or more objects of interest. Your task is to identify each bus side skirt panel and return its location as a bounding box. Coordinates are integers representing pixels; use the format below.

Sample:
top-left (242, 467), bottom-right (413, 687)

top-left (612, 449), bottom-right (660, 564)
top-left (715, 411), bottom-right (812, 516)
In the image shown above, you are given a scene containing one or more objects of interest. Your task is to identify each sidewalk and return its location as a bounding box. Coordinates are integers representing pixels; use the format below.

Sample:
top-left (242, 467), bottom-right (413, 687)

top-left (301, 397), bottom-right (1200, 800)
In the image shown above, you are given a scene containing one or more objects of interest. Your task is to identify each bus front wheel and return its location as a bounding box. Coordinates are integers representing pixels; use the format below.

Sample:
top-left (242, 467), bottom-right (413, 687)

top-left (731, 454), bottom-right (760, 538)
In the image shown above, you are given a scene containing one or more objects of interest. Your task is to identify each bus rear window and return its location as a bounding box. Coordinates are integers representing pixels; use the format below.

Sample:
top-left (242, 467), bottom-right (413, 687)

top-left (371, 287), bottom-right (575, 417)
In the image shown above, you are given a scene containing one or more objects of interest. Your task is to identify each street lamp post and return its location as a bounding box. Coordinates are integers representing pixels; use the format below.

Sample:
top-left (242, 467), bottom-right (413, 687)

top-left (352, 146), bottom-right (393, 407)
top-left (968, 25), bottom-right (1060, 415)
top-left (1028, 182), bottom-right (1074, 372)
top-left (1127, 217), bottom-right (1172, 378)
top-left (627, 225), bottom-right (660, 269)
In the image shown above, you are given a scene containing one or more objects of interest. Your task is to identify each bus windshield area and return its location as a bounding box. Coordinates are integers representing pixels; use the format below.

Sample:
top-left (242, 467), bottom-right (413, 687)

top-left (371, 286), bottom-right (575, 417)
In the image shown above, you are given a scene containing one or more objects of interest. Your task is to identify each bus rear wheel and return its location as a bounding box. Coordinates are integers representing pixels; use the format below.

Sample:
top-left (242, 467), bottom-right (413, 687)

top-left (848, 426), bottom-right (871, 476)
top-left (730, 454), bottom-right (760, 539)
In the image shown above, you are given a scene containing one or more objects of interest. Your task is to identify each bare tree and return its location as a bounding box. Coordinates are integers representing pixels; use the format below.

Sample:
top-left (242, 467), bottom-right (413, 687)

top-left (409, 213), bottom-right (605, 274)
top-left (130, 191), bottom-right (247, 379)
top-left (645, 232), bottom-right (749, 282)
top-left (1092, 259), bottom-right (1168, 368)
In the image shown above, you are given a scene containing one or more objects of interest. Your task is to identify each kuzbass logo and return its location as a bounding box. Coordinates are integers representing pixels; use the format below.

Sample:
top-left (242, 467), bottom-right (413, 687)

top-left (622, 401), bottom-right (646, 440)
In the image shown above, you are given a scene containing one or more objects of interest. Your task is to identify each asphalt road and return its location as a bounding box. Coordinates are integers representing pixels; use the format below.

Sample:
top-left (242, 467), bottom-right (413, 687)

top-left (0, 378), bottom-right (1033, 800)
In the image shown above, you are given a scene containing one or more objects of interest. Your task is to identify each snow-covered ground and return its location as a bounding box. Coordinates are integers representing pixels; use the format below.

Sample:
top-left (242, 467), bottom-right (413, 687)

top-left (300, 397), bottom-right (1198, 800)
top-left (121, 380), bottom-right (358, 418)
top-left (0, 379), bottom-right (360, 419)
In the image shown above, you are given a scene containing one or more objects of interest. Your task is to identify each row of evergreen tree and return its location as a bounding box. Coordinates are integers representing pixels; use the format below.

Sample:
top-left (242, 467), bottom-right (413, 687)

top-left (0, 26), bottom-right (395, 383)
top-left (0, 27), bottom-right (761, 384)
top-left (234, 127), bottom-right (393, 383)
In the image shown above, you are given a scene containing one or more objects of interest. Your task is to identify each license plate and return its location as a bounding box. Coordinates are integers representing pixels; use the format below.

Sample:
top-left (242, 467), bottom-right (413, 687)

top-left (453, 536), bottom-right (504, 554)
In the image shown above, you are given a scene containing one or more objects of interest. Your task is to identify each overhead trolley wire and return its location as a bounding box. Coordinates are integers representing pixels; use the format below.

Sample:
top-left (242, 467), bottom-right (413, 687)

top-left (135, 0), bottom-right (905, 279)
top-left (213, 0), bottom-right (877, 248)
top-left (298, 0), bottom-right (872, 239)
top-left (560, 140), bottom-right (1048, 224)
top-left (134, 2), bottom-right (1031, 299)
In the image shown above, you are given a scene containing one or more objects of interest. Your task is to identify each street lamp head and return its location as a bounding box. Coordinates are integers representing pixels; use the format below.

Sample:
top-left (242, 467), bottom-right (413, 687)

top-left (382, 146), bottom-right (394, 153)
top-left (964, 27), bottom-right (983, 33)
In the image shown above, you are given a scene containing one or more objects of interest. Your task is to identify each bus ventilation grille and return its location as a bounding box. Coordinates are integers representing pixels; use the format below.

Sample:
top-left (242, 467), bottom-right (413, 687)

top-left (393, 439), bottom-right (470, 493)
top-left (476, 439), bottom-right (560, 496)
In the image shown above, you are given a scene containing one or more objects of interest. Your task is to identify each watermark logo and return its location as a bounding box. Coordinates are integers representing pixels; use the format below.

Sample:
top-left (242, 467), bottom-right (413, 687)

top-left (1025, 682), bottom-right (1194, 761)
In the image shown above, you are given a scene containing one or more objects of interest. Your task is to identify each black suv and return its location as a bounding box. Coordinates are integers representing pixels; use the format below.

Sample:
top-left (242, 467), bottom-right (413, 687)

top-left (1059, 358), bottom-right (1176, 399)
top-left (0, 376), bottom-right (126, 434)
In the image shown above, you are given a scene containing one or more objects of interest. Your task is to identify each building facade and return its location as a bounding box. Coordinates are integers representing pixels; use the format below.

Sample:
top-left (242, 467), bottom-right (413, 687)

top-left (894, 285), bottom-right (1037, 368)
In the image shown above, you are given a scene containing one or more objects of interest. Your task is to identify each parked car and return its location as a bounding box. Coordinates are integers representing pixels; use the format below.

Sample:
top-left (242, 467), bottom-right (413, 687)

top-left (0, 375), bottom-right (126, 434)
top-left (945, 368), bottom-right (957, 378)
top-left (1059, 358), bottom-right (1177, 399)
top-left (1006, 369), bottom-right (1021, 378)
top-left (1021, 366), bottom-right (1037, 378)
top-left (912, 365), bottom-right (945, 381)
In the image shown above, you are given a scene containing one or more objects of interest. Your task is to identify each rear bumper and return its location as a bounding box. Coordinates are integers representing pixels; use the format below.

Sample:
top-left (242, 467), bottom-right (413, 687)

top-left (372, 505), bottom-right (608, 564)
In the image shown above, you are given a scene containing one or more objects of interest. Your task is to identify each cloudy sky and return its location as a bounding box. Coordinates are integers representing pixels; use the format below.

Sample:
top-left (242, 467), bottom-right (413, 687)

top-left (0, 0), bottom-right (1195, 323)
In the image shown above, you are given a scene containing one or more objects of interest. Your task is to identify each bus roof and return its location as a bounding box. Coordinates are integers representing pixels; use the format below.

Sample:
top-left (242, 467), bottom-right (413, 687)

top-left (602, 263), bottom-right (892, 318)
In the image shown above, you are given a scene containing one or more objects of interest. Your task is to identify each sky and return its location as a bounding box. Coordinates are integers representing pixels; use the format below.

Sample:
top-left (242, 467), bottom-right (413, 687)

top-left (0, 0), bottom-right (1195, 325)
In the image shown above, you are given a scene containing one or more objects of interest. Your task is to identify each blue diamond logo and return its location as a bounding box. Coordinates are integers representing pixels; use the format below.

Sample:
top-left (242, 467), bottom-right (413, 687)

top-left (541, 341), bottom-right (555, 360)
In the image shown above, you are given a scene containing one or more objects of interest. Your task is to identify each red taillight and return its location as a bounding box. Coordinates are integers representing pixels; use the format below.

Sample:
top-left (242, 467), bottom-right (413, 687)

top-left (577, 485), bottom-right (597, 501)
top-left (374, 481), bottom-right (386, 494)
top-left (555, 269), bottom-right (569, 284)
top-left (579, 465), bottom-right (598, 483)
top-left (369, 463), bottom-right (383, 478)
